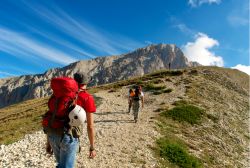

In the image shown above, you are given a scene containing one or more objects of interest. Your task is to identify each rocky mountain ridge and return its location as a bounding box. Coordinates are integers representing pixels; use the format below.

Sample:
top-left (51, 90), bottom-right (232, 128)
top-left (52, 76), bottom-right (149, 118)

top-left (0, 44), bottom-right (199, 108)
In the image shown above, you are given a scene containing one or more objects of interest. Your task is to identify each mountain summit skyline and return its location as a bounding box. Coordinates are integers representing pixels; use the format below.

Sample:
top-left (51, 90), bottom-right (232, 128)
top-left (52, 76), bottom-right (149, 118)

top-left (0, 0), bottom-right (249, 78)
top-left (0, 44), bottom-right (198, 107)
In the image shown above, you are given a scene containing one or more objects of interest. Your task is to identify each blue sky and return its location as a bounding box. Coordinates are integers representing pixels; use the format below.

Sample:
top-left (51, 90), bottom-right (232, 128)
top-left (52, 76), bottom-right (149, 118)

top-left (0, 0), bottom-right (249, 78)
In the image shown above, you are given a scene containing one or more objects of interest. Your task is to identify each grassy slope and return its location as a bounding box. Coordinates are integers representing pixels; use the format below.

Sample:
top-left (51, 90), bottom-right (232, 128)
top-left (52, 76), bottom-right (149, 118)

top-left (0, 97), bottom-right (49, 144)
top-left (184, 67), bottom-right (249, 167)
top-left (0, 66), bottom-right (249, 168)
top-left (0, 68), bottom-right (183, 145)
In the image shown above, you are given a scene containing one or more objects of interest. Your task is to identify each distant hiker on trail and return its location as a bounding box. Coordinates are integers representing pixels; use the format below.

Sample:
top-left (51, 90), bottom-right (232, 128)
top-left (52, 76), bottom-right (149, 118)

top-left (128, 88), bottom-right (135, 113)
top-left (168, 62), bottom-right (171, 70)
top-left (132, 85), bottom-right (144, 123)
top-left (42, 73), bottom-right (96, 168)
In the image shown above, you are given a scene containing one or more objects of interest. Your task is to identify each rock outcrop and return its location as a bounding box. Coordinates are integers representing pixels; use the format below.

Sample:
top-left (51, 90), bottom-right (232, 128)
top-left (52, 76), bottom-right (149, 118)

top-left (0, 44), bottom-right (199, 107)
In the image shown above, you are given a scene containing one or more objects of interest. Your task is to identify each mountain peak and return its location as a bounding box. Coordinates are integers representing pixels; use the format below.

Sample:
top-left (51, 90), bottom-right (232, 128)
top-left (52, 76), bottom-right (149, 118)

top-left (134, 43), bottom-right (176, 52)
top-left (0, 44), bottom-right (197, 107)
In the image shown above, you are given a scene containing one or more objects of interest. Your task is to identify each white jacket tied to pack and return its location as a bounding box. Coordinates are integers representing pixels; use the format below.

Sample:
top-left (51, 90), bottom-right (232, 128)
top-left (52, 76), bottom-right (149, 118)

top-left (68, 105), bottom-right (86, 127)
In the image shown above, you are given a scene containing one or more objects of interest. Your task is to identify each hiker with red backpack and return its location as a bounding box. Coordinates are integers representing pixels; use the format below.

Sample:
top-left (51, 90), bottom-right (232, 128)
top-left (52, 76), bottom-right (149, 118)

top-left (42, 72), bottom-right (96, 168)
top-left (132, 85), bottom-right (144, 123)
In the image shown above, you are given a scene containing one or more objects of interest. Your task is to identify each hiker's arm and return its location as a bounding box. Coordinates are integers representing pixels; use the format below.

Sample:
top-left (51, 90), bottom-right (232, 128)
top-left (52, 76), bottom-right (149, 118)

top-left (128, 93), bottom-right (131, 103)
top-left (141, 96), bottom-right (144, 108)
top-left (86, 112), bottom-right (96, 158)
top-left (46, 135), bottom-right (53, 154)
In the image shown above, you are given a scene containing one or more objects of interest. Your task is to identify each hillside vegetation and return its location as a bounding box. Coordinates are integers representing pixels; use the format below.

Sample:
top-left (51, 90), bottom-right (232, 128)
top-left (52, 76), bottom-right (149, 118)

top-left (0, 97), bottom-right (49, 144)
top-left (0, 66), bottom-right (249, 168)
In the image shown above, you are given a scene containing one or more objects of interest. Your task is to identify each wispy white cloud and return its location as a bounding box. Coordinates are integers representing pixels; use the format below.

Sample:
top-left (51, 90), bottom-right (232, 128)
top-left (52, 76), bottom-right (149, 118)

top-left (0, 2), bottom-right (144, 78)
top-left (188, 0), bottom-right (221, 7)
top-left (228, 16), bottom-right (249, 26)
top-left (170, 16), bottom-right (196, 36)
top-left (28, 27), bottom-right (96, 59)
top-left (106, 34), bottom-right (144, 53)
top-left (231, 64), bottom-right (250, 75)
top-left (0, 65), bottom-right (35, 75)
top-left (182, 32), bottom-right (224, 66)
top-left (24, 2), bottom-right (143, 55)
top-left (174, 24), bottom-right (196, 36)
top-left (227, 0), bottom-right (249, 27)
top-left (0, 27), bottom-right (77, 65)
top-left (0, 64), bottom-right (36, 78)
top-left (0, 71), bottom-right (17, 78)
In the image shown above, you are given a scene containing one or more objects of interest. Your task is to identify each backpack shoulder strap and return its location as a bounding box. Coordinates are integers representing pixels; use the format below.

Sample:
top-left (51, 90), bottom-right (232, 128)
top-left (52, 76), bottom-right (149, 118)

top-left (72, 90), bottom-right (82, 105)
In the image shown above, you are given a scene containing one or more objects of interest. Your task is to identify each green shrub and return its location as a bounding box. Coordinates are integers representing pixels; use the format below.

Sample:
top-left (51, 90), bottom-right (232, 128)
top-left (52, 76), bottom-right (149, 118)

top-left (149, 70), bottom-right (169, 77)
top-left (134, 79), bottom-right (144, 85)
top-left (146, 70), bottom-right (184, 78)
top-left (170, 70), bottom-right (184, 76)
top-left (157, 137), bottom-right (202, 168)
top-left (144, 83), bottom-right (166, 91)
top-left (163, 88), bottom-right (173, 93)
top-left (153, 91), bottom-right (162, 95)
top-left (162, 105), bottom-right (204, 125)
top-left (189, 69), bottom-right (198, 75)
top-left (151, 78), bottom-right (164, 84)
top-left (93, 96), bottom-right (103, 108)
top-left (153, 88), bottom-right (173, 95)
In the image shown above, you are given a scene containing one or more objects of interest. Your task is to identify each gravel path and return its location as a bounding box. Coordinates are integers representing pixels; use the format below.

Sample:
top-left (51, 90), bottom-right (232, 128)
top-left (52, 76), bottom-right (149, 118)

top-left (0, 86), bottom-right (169, 168)
top-left (78, 88), bottom-right (161, 168)
top-left (0, 71), bottom-right (248, 168)
top-left (0, 77), bottom-right (185, 168)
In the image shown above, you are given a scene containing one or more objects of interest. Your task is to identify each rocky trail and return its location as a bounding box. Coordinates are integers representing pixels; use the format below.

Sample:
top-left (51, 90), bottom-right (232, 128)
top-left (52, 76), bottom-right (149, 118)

top-left (0, 79), bottom-right (185, 168)
top-left (0, 68), bottom-right (249, 168)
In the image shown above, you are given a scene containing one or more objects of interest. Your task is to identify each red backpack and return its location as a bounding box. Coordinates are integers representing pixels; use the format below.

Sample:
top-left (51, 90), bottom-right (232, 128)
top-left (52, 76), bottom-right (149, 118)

top-left (42, 77), bottom-right (78, 133)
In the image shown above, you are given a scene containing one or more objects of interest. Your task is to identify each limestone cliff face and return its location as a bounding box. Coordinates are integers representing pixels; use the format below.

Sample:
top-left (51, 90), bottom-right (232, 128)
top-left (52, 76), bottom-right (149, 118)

top-left (0, 44), bottom-right (199, 107)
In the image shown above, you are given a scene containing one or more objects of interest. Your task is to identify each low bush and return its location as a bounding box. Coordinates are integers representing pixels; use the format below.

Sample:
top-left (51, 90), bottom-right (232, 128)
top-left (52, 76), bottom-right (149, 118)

top-left (157, 137), bottom-right (202, 168)
top-left (151, 78), bottom-right (164, 84)
top-left (169, 70), bottom-right (184, 76)
top-left (147, 69), bottom-right (184, 78)
top-left (144, 83), bottom-right (166, 91)
top-left (93, 96), bottom-right (103, 108)
top-left (161, 104), bottom-right (204, 125)
top-left (153, 88), bottom-right (173, 95)
top-left (163, 88), bottom-right (173, 93)
top-left (189, 69), bottom-right (198, 75)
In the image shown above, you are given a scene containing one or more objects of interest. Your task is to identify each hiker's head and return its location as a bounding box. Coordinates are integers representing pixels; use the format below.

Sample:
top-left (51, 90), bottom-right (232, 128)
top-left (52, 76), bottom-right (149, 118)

top-left (73, 72), bottom-right (91, 88)
top-left (135, 85), bottom-right (142, 92)
top-left (129, 89), bottom-right (133, 93)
